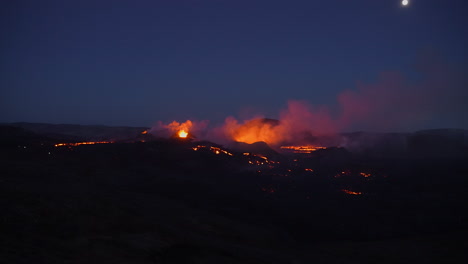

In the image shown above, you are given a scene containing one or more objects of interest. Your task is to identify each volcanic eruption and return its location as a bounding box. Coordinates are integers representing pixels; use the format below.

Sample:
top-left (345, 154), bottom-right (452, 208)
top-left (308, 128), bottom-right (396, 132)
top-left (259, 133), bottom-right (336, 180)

top-left (178, 129), bottom-right (188, 138)
top-left (150, 120), bottom-right (201, 140)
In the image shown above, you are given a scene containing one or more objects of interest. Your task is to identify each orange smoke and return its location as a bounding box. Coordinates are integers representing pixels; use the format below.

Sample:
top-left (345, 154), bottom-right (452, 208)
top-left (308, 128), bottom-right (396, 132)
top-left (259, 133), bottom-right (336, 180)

top-left (223, 101), bottom-right (337, 146)
top-left (151, 120), bottom-right (209, 139)
top-left (165, 120), bottom-right (192, 138)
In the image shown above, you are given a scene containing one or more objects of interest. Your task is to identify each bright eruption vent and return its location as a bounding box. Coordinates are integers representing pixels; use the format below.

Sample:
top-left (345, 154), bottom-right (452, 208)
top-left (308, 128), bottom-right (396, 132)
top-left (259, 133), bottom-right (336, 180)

top-left (164, 120), bottom-right (194, 139)
top-left (178, 130), bottom-right (188, 138)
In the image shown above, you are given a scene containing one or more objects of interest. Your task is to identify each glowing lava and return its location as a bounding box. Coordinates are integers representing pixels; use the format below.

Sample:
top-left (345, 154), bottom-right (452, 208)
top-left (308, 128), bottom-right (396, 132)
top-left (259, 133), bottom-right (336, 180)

top-left (178, 130), bottom-right (188, 138)
top-left (192, 145), bottom-right (233, 156)
top-left (360, 172), bottom-right (372, 178)
top-left (163, 120), bottom-right (194, 139)
top-left (342, 189), bottom-right (363, 195)
top-left (280, 145), bottom-right (327, 153)
top-left (54, 141), bottom-right (112, 147)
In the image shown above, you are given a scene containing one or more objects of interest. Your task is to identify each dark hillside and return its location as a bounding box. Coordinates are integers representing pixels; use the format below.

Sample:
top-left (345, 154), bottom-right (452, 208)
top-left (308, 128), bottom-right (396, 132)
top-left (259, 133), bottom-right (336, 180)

top-left (1, 129), bottom-right (467, 263)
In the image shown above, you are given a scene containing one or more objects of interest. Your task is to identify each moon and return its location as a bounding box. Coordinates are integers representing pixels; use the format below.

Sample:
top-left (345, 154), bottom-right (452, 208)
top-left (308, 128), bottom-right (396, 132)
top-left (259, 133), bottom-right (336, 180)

top-left (402, 0), bottom-right (409, 6)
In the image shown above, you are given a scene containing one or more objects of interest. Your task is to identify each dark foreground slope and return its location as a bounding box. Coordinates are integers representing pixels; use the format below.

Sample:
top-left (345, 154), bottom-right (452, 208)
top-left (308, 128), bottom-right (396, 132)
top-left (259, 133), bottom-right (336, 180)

top-left (5, 122), bottom-right (149, 142)
top-left (1, 127), bottom-right (467, 263)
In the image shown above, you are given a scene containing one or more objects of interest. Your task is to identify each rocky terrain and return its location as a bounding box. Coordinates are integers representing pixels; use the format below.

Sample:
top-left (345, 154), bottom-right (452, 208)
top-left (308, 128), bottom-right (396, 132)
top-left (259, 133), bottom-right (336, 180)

top-left (1, 124), bottom-right (467, 263)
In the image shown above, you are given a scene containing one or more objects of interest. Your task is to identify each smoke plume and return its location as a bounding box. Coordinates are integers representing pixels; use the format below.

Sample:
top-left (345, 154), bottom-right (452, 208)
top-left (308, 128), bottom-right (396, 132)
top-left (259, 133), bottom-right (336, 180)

top-left (152, 54), bottom-right (467, 146)
top-left (222, 54), bottom-right (467, 145)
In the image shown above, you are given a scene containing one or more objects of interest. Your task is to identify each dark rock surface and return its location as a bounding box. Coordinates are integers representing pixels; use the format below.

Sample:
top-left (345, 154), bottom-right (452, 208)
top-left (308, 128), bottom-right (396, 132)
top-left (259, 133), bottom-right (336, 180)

top-left (1, 125), bottom-right (467, 263)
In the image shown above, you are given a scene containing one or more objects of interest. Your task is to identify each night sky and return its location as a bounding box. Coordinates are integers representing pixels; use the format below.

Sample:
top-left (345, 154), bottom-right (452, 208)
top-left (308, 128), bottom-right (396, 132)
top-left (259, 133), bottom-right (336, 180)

top-left (1, 0), bottom-right (467, 131)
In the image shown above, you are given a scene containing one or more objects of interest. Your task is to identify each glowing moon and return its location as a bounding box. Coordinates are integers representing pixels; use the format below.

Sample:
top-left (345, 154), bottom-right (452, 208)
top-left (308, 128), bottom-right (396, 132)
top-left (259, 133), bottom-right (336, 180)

top-left (402, 0), bottom-right (409, 6)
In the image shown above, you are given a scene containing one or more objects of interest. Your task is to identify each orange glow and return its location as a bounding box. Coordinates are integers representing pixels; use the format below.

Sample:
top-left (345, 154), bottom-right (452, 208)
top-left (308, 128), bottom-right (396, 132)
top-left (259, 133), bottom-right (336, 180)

top-left (192, 145), bottom-right (233, 156)
top-left (141, 130), bottom-right (148, 134)
top-left (280, 145), bottom-right (326, 153)
top-left (360, 172), bottom-right (372, 178)
top-left (178, 130), bottom-right (188, 138)
top-left (210, 146), bottom-right (233, 156)
top-left (224, 117), bottom-right (282, 145)
top-left (164, 120), bottom-right (193, 138)
top-left (223, 101), bottom-right (338, 146)
top-left (341, 189), bottom-right (362, 195)
top-left (54, 141), bottom-right (112, 147)
top-left (304, 168), bottom-right (314, 172)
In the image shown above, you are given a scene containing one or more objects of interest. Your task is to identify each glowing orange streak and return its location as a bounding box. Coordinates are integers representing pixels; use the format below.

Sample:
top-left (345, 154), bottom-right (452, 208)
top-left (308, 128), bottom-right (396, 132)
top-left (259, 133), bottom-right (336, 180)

top-left (280, 145), bottom-right (326, 153)
top-left (341, 189), bottom-right (362, 195)
top-left (191, 145), bottom-right (233, 156)
top-left (54, 141), bottom-right (112, 147)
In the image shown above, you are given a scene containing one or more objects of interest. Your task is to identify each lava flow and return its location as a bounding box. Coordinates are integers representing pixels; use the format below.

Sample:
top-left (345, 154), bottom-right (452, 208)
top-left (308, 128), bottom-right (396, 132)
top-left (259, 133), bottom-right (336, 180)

top-left (192, 145), bottom-right (233, 156)
top-left (54, 141), bottom-right (113, 147)
top-left (280, 145), bottom-right (327, 153)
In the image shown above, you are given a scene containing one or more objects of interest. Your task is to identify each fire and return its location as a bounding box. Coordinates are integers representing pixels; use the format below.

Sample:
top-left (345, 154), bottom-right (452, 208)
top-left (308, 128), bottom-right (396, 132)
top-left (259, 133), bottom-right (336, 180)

top-left (54, 141), bottom-right (112, 147)
top-left (141, 130), bottom-right (148, 134)
top-left (178, 130), bottom-right (188, 138)
top-left (280, 145), bottom-right (327, 153)
top-left (192, 145), bottom-right (233, 156)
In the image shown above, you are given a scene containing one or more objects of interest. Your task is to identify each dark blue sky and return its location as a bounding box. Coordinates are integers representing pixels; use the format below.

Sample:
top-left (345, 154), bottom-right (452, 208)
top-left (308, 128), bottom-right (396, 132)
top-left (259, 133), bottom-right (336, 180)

top-left (1, 0), bottom-right (467, 130)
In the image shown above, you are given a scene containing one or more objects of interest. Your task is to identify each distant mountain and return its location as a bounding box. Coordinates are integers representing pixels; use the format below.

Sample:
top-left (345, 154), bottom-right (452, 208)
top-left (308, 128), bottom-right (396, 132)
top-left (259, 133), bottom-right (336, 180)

top-left (0, 126), bottom-right (53, 147)
top-left (5, 122), bottom-right (149, 142)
